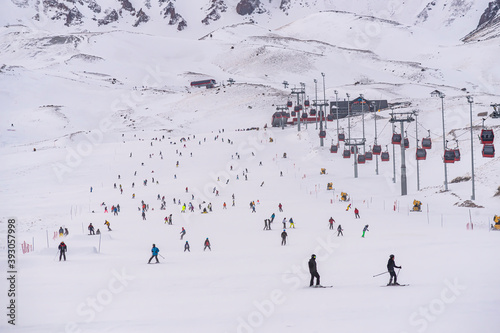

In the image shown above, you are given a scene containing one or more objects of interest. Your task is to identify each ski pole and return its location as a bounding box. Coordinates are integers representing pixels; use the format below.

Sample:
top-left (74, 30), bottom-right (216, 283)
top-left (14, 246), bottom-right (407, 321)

top-left (372, 271), bottom-right (388, 277)
top-left (159, 254), bottom-right (165, 259)
top-left (53, 250), bottom-right (59, 261)
top-left (397, 268), bottom-right (401, 277)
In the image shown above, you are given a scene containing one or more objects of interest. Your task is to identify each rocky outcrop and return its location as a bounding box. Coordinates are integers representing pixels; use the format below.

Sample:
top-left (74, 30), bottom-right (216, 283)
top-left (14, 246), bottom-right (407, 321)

top-left (133, 8), bottom-right (150, 27)
top-left (97, 9), bottom-right (119, 26)
top-left (160, 1), bottom-right (187, 31)
top-left (478, 0), bottom-right (500, 27)
top-left (236, 0), bottom-right (264, 16)
top-left (279, 0), bottom-right (291, 13)
top-left (462, 0), bottom-right (500, 42)
top-left (201, 0), bottom-right (227, 25)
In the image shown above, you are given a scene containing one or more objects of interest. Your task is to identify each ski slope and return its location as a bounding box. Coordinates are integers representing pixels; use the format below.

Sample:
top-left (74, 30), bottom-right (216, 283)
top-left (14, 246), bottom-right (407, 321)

top-left (1, 2), bottom-right (500, 333)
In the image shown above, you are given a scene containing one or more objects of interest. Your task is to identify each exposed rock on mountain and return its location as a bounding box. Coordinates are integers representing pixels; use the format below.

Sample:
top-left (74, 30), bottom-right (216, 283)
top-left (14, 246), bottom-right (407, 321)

top-left (236, 0), bottom-right (265, 16)
top-left (202, 0), bottom-right (227, 25)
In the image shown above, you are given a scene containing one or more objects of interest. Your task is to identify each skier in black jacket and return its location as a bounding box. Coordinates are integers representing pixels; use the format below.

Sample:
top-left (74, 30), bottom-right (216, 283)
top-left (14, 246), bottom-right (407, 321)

top-left (387, 254), bottom-right (402, 285)
top-left (308, 254), bottom-right (320, 287)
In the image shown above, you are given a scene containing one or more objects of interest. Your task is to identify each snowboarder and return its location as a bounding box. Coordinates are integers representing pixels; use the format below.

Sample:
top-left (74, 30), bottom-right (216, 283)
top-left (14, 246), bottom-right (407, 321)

top-left (148, 244), bottom-right (160, 264)
top-left (104, 220), bottom-right (111, 231)
top-left (88, 223), bottom-right (95, 235)
top-left (362, 224), bottom-right (369, 238)
top-left (354, 208), bottom-right (360, 219)
top-left (184, 241), bottom-right (190, 252)
top-left (329, 217), bottom-right (335, 230)
top-left (289, 217), bottom-right (295, 228)
top-left (337, 224), bottom-right (343, 237)
top-left (64, 228), bottom-right (69, 236)
top-left (387, 254), bottom-right (402, 286)
top-left (180, 227), bottom-right (186, 240)
top-left (308, 254), bottom-right (320, 287)
top-left (281, 230), bottom-right (288, 246)
top-left (58, 241), bottom-right (67, 261)
top-left (59, 227), bottom-right (64, 237)
top-left (204, 238), bottom-right (211, 251)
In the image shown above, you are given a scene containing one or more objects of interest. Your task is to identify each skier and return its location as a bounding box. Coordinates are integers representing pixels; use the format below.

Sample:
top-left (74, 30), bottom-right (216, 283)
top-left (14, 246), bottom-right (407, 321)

top-left (354, 208), bottom-right (360, 219)
top-left (184, 241), bottom-right (190, 252)
top-left (387, 254), bottom-right (402, 286)
top-left (223, 202), bottom-right (227, 209)
top-left (204, 238), bottom-right (211, 251)
top-left (278, 203), bottom-right (283, 212)
top-left (308, 254), bottom-right (320, 287)
top-left (281, 229), bottom-right (288, 246)
top-left (270, 213), bottom-right (275, 223)
top-left (282, 218), bottom-right (287, 229)
top-left (329, 217), bottom-right (335, 230)
top-left (148, 244), bottom-right (160, 264)
top-left (64, 228), bottom-right (69, 236)
top-left (58, 241), bottom-right (67, 261)
top-left (59, 227), bottom-right (64, 237)
top-left (263, 219), bottom-right (269, 230)
top-left (337, 224), bottom-right (343, 237)
top-left (88, 223), bottom-right (95, 235)
top-left (104, 220), bottom-right (111, 231)
top-left (142, 211), bottom-right (146, 220)
top-left (362, 224), bottom-right (369, 238)
top-left (289, 217), bottom-right (295, 228)
top-left (180, 227), bottom-right (186, 240)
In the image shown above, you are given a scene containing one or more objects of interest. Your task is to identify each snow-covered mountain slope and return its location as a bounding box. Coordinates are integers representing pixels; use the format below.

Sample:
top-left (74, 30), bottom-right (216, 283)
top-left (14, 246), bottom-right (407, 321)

top-left (1, 1), bottom-right (500, 333)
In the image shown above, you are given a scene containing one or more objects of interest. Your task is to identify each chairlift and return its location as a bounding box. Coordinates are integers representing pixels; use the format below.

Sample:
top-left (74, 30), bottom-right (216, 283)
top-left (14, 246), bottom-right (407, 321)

top-left (275, 113), bottom-right (282, 119)
top-left (350, 146), bottom-right (358, 154)
top-left (304, 100), bottom-right (310, 107)
top-left (301, 113), bottom-right (308, 119)
top-left (338, 132), bottom-right (345, 142)
top-left (416, 148), bottom-right (427, 161)
top-left (357, 154), bottom-right (366, 164)
top-left (294, 105), bottom-right (301, 112)
top-left (482, 144), bottom-right (495, 158)
top-left (291, 111), bottom-right (296, 117)
top-left (392, 133), bottom-right (402, 145)
top-left (365, 151), bottom-right (373, 160)
top-left (422, 130), bottom-right (432, 149)
top-left (310, 109), bottom-right (317, 116)
top-left (372, 145), bottom-right (382, 155)
top-left (330, 144), bottom-right (338, 153)
top-left (327, 114), bottom-right (334, 121)
top-left (287, 101), bottom-right (293, 108)
top-left (343, 149), bottom-right (351, 158)
top-left (319, 131), bottom-right (326, 138)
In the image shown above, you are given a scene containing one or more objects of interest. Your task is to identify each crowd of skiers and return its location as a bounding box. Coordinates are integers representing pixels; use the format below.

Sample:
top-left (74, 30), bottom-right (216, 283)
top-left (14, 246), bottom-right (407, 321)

top-left (53, 130), bottom-right (407, 287)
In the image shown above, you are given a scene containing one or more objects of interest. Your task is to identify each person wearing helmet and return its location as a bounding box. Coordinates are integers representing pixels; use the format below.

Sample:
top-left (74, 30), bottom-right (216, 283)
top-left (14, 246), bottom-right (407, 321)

top-left (148, 244), bottom-right (160, 264)
top-left (387, 254), bottom-right (402, 285)
top-left (308, 254), bottom-right (320, 287)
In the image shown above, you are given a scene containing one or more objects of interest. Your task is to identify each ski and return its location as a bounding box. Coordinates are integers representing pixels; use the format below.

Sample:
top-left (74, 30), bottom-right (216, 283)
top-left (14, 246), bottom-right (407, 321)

top-left (381, 284), bottom-right (409, 287)
top-left (310, 285), bottom-right (333, 288)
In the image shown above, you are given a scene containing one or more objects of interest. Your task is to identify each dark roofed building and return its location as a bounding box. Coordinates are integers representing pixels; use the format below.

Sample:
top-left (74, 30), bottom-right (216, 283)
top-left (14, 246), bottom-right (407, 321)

top-left (330, 97), bottom-right (388, 119)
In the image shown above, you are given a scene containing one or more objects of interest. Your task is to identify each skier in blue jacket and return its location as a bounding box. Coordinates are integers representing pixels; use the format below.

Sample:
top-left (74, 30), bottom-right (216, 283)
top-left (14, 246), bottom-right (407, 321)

top-left (148, 244), bottom-right (160, 264)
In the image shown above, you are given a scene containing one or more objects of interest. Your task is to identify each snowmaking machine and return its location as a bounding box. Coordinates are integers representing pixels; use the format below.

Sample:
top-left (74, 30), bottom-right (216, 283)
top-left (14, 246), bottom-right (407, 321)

top-left (340, 192), bottom-right (350, 202)
top-left (492, 215), bottom-right (500, 231)
top-left (412, 200), bottom-right (422, 212)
